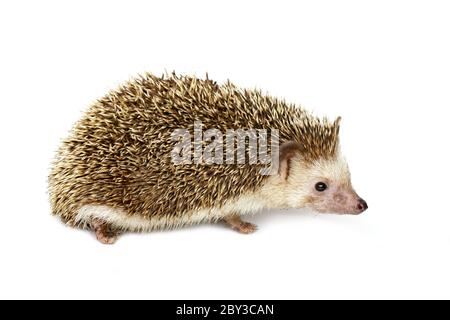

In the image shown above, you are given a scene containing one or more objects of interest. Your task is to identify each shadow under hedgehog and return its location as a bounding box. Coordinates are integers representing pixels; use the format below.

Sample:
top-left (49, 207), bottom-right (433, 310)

top-left (48, 73), bottom-right (367, 244)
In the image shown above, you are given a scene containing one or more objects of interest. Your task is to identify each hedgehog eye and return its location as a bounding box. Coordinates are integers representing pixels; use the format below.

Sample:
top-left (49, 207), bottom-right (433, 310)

top-left (315, 182), bottom-right (327, 192)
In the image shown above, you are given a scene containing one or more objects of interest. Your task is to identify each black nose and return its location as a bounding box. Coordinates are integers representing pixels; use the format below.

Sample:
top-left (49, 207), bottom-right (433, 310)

top-left (356, 198), bottom-right (368, 212)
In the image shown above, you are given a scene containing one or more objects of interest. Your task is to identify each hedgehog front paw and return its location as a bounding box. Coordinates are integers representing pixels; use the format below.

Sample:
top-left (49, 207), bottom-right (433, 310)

top-left (223, 215), bottom-right (258, 234)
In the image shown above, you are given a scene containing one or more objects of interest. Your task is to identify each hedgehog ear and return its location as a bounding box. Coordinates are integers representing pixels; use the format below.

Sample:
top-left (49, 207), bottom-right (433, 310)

top-left (278, 141), bottom-right (303, 180)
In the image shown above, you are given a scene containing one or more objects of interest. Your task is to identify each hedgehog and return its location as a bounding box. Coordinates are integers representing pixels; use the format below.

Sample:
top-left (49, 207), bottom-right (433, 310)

top-left (48, 72), bottom-right (367, 244)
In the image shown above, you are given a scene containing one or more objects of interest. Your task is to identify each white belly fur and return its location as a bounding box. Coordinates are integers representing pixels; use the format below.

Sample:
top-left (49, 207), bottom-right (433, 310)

top-left (75, 193), bottom-right (267, 232)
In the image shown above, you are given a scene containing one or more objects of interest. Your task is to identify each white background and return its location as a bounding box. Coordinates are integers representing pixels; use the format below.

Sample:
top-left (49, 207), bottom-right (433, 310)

top-left (1, 0), bottom-right (449, 299)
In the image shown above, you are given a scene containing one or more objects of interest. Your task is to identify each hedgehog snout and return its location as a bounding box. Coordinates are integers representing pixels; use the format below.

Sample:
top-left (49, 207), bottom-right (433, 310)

top-left (355, 198), bottom-right (368, 213)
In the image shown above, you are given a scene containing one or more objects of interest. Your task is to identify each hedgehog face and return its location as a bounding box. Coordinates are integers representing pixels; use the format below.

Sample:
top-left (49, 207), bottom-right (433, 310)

top-left (303, 157), bottom-right (367, 215)
top-left (280, 145), bottom-right (367, 215)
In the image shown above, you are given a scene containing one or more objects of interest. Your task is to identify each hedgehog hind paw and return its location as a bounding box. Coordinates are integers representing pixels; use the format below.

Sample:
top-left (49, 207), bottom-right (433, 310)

top-left (95, 229), bottom-right (119, 245)
top-left (223, 215), bottom-right (258, 234)
top-left (92, 218), bottom-right (121, 244)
